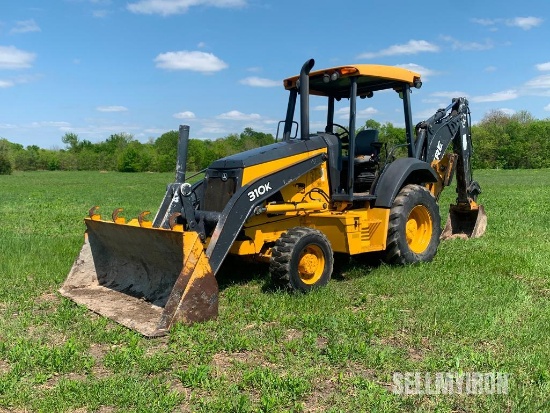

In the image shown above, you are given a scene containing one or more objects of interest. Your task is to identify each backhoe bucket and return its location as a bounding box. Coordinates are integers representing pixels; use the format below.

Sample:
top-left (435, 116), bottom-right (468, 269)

top-left (59, 218), bottom-right (218, 337)
top-left (441, 204), bottom-right (487, 240)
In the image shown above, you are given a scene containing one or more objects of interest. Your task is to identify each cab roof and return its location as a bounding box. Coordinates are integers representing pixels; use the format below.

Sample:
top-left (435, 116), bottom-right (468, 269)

top-left (283, 64), bottom-right (421, 99)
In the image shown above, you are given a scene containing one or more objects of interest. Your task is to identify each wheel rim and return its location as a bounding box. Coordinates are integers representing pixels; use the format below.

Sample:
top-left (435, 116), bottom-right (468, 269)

top-left (297, 245), bottom-right (325, 285)
top-left (406, 205), bottom-right (433, 253)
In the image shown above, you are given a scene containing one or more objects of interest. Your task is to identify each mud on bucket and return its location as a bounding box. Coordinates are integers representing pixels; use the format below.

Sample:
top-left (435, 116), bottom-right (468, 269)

top-left (441, 204), bottom-right (487, 240)
top-left (59, 218), bottom-right (218, 337)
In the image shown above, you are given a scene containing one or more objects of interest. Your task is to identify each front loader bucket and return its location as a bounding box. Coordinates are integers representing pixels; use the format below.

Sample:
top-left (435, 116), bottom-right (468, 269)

top-left (59, 218), bottom-right (218, 337)
top-left (441, 204), bottom-right (487, 240)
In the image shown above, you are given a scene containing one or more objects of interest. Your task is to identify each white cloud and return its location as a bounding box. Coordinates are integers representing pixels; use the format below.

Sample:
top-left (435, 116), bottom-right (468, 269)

top-left (536, 62), bottom-right (550, 71)
top-left (506, 17), bottom-right (543, 30)
top-left (10, 19), bottom-right (41, 34)
top-left (358, 107), bottom-right (378, 116)
top-left (239, 77), bottom-right (279, 87)
top-left (28, 121), bottom-right (72, 129)
top-left (525, 74), bottom-right (550, 89)
top-left (0, 74), bottom-right (40, 88)
top-left (472, 16), bottom-right (543, 31)
top-left (127, 0), bottom-right (246, 16)
top-left (143, 128), bottom-right (167, 135)
top-left (0, 46), bottom-right (36, 69)
top-left (484, 66), bottom-right (497, 72)
top-left (396, 63), bottom-right (438, 79)
top-left (313, 105), bottom-right (327, 111)
top-left (0, 79), bottom-right (15, 88)
top-left (197, 41), bottom-right (206, 48)
top-left (154, 50), bottom-right (227, 73)
top-left (96, 105), bottom-right (128, 112)
top-left (358, 40), bottom-right (439, 59)
top-left (216, 110), bottom-right (261, 120)
top-left (498, 108), bottom-right (516, 116)
top-left (544, 104), bottom-right (550, 112)
top-left (430, 91), bottom-right (469, 99)
top-left (173, 111), bottom-right (196, 119)
top-left (471, 89), bottom-right (518, 103)
top-left (333, 107), bottom-right (377, 119)
top-left (421, 98), bottom-right (444, 104)
top-left (414, 107), bottom-right (440, 120)
top-left (199, 124), bottom-right (228, 134)
top-left (471, 18), bottom-right (498, 26)
top-left (335, 107), bottom-right (349, 119)
top-left (441, 35), bottom-right (493, 51)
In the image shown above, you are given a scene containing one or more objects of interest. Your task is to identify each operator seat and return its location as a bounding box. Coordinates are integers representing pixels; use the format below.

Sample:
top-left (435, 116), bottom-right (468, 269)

top-left (354, 129), bottom-right (379, 164)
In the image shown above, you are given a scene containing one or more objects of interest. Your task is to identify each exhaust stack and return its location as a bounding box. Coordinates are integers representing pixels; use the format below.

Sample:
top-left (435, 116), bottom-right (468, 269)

top-left (299, 59), bottom-right (315, 140)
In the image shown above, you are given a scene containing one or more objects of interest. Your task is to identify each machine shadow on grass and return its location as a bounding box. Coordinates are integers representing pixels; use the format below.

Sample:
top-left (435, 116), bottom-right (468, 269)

top-left (215, 255), bottom-right (270, 289)
top-left (215, 252), bottom-right (383, 293)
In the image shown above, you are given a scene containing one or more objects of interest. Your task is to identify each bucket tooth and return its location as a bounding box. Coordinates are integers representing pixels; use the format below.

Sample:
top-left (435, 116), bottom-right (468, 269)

top-left (88, 206), bottom-right (101, 221)
top-left (138, 211), bottom-right (152, 228)
top-left (112, 208), bottom-right (126, 224)
top-left (169, 212), bottom-right (182, 230)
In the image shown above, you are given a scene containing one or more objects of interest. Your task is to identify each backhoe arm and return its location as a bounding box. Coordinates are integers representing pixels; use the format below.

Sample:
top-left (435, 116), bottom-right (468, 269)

top-left (415, 98), bottom-right (487, 239)
top-left (415, 97), bottom-right (480, 204)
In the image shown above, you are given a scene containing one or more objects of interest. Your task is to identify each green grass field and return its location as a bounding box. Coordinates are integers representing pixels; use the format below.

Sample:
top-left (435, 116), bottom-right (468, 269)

top-left (1, 169), bottom-right (549, 412)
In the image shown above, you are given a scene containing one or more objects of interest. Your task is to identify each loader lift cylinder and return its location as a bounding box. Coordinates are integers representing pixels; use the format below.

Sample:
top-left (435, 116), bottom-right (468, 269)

top-left (175, 125), bottom-right (190, 183)
top-left (152, 125), bottom-right (191, 229)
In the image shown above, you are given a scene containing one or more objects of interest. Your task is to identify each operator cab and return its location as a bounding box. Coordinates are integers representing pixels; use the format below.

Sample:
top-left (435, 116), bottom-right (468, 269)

top-left (280, 62), bottom-right (422, 201)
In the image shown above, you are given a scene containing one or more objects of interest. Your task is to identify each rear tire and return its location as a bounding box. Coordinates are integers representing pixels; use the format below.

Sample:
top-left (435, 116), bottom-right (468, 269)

top-left (383, 184), bottom-right (441, 264)
top-left (270, 227), bottom-right (334, 292)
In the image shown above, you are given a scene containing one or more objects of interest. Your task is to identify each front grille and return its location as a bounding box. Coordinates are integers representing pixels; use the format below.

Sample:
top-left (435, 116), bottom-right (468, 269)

top-left (203, 176), bottom-right (237, 212)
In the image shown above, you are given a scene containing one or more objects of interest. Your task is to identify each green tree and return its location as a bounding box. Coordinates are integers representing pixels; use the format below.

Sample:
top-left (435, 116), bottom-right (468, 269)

top-left (117, 141), bottom-right (150, 172)
top-left (239, 128), bottom-right (275, 150)
top-left (187, 139), bottom-right (209, 171)
top-left (61, 132), bottom-right (80, 152)
top-left (360, 119), bottom-right (381, 131)
top-left (0, 138), bottom-right (14, 174)
top-left (154, 130), bottom-right (179, 172)
top-left (0, 152), bottom-right (12, 174)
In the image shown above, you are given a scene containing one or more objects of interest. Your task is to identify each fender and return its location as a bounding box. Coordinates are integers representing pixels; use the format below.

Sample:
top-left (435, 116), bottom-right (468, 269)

top-left (373, 157), bottom-right (438, 208)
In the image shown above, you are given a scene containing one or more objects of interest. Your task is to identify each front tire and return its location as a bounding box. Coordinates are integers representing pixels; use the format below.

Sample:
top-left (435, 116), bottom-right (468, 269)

top-left (270, 227), bottom-right (334, 292)
top-left (383, 184), bottom-right (441, 264)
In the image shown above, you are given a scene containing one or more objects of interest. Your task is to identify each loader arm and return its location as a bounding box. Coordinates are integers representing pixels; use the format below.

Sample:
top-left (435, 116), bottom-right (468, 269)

top-left (205, 153), bottom-right (326, 273)
top-left (60, 152), bottom-right (327, 337)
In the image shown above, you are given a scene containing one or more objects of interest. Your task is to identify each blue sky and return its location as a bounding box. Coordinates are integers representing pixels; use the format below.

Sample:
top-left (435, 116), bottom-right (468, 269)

top-left (1, 0), bottom-right (550, 148)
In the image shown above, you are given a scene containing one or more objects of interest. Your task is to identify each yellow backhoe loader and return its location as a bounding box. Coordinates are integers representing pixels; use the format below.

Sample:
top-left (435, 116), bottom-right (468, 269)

top-left (60, 59), bottom-right (486, 336)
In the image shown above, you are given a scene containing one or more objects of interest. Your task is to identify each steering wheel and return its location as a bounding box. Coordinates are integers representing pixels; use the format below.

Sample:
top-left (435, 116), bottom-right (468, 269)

top-left (327, 123), bottom-right (350, 142)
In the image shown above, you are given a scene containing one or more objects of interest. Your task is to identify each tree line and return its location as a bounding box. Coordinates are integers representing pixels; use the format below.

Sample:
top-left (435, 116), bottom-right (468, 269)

top-left (364, 110), bottom-right (550, 170)
top-left (1, 110), bottom-right (549, 175)
top-left (0, 128), bottom-right (275, 174)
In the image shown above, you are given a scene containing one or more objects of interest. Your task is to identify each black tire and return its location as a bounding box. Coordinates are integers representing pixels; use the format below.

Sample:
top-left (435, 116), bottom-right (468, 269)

top-left (270, 227), bottom-right (334, 292)
top-left (383, 184), bottom-right (441, 264)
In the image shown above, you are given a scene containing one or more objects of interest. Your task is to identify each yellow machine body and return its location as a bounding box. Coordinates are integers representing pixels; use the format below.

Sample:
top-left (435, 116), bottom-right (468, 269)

top-left (60, 60), bottom-right (485, 336)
